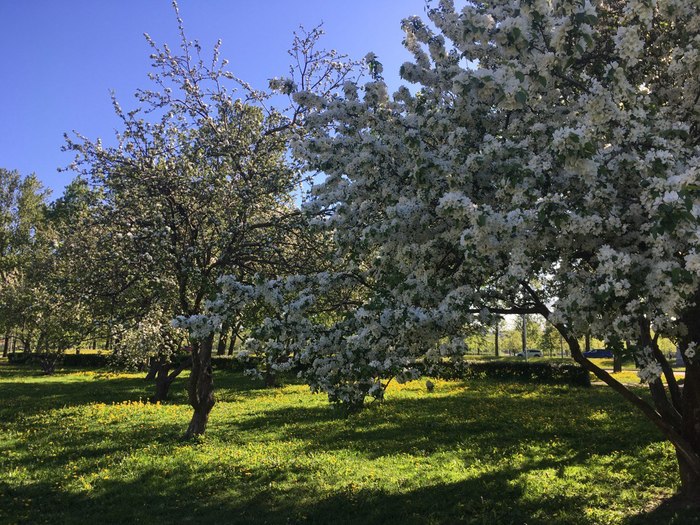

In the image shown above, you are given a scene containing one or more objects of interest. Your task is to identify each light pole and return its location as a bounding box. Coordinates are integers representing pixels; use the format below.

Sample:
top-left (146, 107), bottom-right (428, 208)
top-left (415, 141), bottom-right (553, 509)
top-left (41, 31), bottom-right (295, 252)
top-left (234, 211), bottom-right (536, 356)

top-left (522, 313), bottom-right (528, 362)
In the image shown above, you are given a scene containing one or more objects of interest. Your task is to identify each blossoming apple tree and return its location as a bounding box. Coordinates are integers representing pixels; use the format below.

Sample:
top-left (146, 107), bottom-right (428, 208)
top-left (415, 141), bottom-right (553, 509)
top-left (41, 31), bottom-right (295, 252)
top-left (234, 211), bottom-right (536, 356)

top-left (66, 5), bottom-right (357, 436)
top-left (205, 0), bottom-right (700, 498)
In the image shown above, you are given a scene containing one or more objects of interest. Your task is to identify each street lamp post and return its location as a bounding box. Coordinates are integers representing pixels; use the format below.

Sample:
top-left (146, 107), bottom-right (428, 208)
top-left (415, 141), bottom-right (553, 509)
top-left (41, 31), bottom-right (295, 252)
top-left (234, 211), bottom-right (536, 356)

top-left (522, 313), bottom-right (528, 362)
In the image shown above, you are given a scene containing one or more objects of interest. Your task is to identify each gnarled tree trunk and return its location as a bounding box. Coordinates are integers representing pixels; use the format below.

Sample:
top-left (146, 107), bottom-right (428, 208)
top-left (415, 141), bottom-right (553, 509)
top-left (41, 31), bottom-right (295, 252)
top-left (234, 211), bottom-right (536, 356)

top-left (185, 335), bottom-right (215, 438)
top-left (149, 355), bottom-right (192, 403)
top-left (216, 322), bottom-right (229, 356)
top-left (537, 300), bottom-right (700, 502)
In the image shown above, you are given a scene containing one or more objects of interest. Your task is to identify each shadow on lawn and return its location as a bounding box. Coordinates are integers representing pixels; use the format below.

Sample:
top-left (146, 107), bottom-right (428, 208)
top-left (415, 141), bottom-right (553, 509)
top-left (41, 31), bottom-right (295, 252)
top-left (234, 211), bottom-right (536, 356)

top-left (0, 373), bottom-right (155, 421)
top-left (0, 363), bottom-right (273, 422)
top-left (5, 453), bottom-right (695, 525)
top-left (0, 458), bottom-right (598, 525)
top-left (223, 383), bottom-right (658, 460)
top-left (625, 495), bottom-right (700, 525)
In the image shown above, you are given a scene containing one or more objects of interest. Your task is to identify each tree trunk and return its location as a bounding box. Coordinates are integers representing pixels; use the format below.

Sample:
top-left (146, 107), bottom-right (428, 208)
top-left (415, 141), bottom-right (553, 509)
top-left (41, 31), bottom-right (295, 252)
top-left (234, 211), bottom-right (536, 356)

top-left (677, 452), bottom-right (700, 501)
top-left (185, 335), bottom-right (215, 438)
top-left (145, 357), bottom-right (161, 381)
top-left (152, 355), bottom-right (192, 403)
top-left (679, 360), bottom-right (700, 500)
top-left (613, 353), bottom-right (622, 373)
top-left (153, 370), bottom-right (172, 403)
top-left (494, 322), bottom-right (500, 357)
top-left (2, 332), bottom-right (9, 358)
top-left (216, 324), bottom-right (229, 356)
top-left (152, 360), bottom-right (172, 402)
top-left (227, 322), bottom-right (239, 356)
top-left (264, 363), bottom-right (278, 388)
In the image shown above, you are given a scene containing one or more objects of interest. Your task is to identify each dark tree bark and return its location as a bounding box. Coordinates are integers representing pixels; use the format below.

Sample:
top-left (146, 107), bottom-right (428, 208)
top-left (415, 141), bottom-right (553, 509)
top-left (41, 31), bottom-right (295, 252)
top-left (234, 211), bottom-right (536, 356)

top-left (227, 332), bottom-right (236, 356)
top-left (494, 322), bottom-right (500, 357)
top-left (216, 323), bottom-right (229, 356)
top-left (678, 363), bottom-right (700, 502)
top-left (145, 357), bottom-right (161, 381)
top-left (2, 332), bottom-right (9, 358)
top-left (185, 335), bottom-right (215, 438)
top-left (613, 353), bottom-right (623, 373)
top-left (520, 281), bottom-right (700, 501)
top-left (227, 322), bottom-right (240, 356)
top-left (148, 354), bottom-right (192, 402)
top-left (677, 298), bottom-right (700, 501)
top-left (264, 363), bottom-right (278, 388)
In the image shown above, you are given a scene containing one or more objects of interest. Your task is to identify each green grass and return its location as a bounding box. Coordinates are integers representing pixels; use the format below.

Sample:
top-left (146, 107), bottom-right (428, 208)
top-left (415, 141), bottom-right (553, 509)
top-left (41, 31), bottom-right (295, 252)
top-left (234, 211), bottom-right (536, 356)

top-left (0, 363), bottom-right (697, 525)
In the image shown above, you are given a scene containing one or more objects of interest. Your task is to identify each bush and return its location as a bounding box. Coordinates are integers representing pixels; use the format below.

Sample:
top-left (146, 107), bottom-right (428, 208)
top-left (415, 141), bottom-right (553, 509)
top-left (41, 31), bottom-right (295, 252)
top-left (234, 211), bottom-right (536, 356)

top-left (423, 359), bottom-right (591, 387)
top-left (210, 355), bottom-right (249, 372)
top-left (8, 352), bottom-right (109, 368)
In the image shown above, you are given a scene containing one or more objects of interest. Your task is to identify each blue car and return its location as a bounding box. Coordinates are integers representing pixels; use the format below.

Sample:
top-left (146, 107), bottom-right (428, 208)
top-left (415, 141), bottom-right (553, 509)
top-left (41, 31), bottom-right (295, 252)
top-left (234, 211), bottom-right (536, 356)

top-left (582, 349), bottom-right (613, 358)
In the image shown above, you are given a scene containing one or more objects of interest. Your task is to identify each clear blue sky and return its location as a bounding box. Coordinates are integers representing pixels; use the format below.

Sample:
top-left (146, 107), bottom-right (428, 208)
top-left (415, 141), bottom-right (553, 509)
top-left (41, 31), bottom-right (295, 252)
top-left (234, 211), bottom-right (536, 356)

top-left (0, 1), bottom-right (428, 199)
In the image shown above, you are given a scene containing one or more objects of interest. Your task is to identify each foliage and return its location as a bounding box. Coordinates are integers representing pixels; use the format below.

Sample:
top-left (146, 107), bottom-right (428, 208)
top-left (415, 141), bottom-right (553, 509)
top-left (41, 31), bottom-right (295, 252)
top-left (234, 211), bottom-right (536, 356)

top-left (110, 308), bottom-right (187, 371)
top-left (541, 322), bottom-right (564, 357)
top-left (0, 170), bottom-right (97, 367)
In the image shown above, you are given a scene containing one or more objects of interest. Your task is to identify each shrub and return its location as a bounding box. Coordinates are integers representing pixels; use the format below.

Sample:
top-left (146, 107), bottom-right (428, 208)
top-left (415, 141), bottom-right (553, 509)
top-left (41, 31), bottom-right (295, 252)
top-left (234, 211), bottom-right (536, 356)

top-left (8, 352), bottom-right (109, 368)
top-left (423, 360), bottom-right (590, 387)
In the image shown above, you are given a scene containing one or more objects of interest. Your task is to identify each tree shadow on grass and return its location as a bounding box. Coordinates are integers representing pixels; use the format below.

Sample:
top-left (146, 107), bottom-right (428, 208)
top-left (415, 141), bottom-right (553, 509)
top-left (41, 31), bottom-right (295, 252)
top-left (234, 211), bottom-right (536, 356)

top-left (0, 364), bottom-right (276, 422)
top-left (0, 373), bottom-right (158, 422)
top-left (221, 382), bottom-right (662, 461)
top-left (1, 416), bottom-right (187, 484)
top-left (625, 495), bottom-right (700, 525)
top-left (0, 457), bottom-right (601, 525)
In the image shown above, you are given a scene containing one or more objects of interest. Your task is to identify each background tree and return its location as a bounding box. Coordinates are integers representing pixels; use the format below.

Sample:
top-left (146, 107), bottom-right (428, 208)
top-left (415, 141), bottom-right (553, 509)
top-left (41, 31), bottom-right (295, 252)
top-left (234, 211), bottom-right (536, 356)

top-left (0, 170), bottom-right (55, 359)
top-left (540, 323), bottom-right (562, 358)
top-left (66, 9), bottom-right (357, 436)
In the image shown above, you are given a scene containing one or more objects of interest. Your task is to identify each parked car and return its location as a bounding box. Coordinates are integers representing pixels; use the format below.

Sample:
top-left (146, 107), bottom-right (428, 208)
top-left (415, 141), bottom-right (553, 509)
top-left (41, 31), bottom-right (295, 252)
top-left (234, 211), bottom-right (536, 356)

top-left (582, 348), bottom-right (614, 358)
top-left (516, 349), bottom-right (543, 358)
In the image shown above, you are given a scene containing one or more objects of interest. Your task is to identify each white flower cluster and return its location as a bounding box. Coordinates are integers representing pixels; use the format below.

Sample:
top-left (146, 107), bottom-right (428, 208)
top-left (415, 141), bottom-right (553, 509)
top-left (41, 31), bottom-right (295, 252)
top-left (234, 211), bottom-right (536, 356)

top-left (614, 25), bottom-right (645, 66)
top-left (200, 0), bottom-right (700, 408)
top-left (637, 347), bottom-right (664, 383)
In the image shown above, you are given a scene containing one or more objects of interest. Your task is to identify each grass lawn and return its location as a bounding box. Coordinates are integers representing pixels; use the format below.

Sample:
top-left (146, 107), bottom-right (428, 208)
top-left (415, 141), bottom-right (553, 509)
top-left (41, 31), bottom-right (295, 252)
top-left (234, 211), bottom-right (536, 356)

top-left (0, 362), bottom-right (698, 525)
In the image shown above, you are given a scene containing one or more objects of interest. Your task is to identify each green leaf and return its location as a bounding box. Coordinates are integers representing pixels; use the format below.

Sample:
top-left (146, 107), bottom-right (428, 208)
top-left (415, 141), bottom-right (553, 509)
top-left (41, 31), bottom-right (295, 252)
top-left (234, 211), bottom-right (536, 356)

top-left (515, 90), bottom-right (528, 105)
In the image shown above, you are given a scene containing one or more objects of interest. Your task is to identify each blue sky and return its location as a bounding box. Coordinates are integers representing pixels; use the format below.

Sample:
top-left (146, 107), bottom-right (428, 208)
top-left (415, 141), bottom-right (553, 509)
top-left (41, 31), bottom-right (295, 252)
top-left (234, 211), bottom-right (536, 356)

top-left (0, 1), bottom-right (428, 199)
